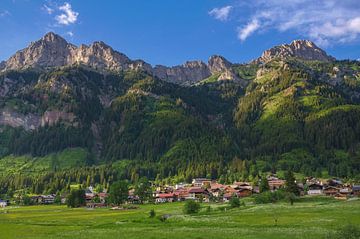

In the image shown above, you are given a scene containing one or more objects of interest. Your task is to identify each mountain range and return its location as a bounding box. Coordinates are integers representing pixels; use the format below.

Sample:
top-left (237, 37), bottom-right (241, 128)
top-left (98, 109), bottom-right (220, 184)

top-left (0, 32), bottom-right (360, 191)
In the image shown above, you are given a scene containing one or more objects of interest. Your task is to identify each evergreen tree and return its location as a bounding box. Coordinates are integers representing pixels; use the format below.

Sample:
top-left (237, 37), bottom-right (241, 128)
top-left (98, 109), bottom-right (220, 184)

top-left (260, 177), bottom-right (270, 193)
top-left (285, 170), bottom-right (300, 196)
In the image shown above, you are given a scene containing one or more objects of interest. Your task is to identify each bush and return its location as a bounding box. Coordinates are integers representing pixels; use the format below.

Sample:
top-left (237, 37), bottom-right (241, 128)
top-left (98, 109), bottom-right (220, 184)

top-left (158, 214), bottom-right (170, 222)
top-left (254, 190), bottom-right (286, 204)
top-left (206, 206), bottom-right (211, 212)
top-left (229, 196), bottom-right (240, 208)
top-left (183, 200), bottom-right (201, 214)
top-left (149, 209), bottom-right (156, 218)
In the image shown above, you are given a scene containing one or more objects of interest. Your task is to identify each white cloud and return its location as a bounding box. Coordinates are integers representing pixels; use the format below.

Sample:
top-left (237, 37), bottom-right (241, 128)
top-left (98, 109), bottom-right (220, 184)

top-left (0, 10), bottom-right (10, 18)
top-left (233, 0), bottom-right (360, 46)
top-left (209, 6), bottom-right (232, 21)
top-left (55, 2), bottom-right (78, 25)
top-left (238, 19), bottom-right (260, 41)
top-left (42, 4), bottom-right (54, 15)
top-left (66, 31), bottom-right (74, 37)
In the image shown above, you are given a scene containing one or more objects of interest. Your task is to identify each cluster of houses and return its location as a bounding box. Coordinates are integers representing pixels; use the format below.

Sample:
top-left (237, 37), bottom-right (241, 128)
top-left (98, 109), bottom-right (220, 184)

top-left (152, 176), bottom-right (360, 203)
top-left (306, 178), bottom-right (360, 200)
top-left (1, 176), bottom-right (360, 208)
top-left (153, 178), bottom-right (254, 203)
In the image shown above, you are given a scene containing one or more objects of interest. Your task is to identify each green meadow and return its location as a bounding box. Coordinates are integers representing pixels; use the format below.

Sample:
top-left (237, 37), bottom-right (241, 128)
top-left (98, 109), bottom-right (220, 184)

top-left (0, 197), bottom-right (359, 239)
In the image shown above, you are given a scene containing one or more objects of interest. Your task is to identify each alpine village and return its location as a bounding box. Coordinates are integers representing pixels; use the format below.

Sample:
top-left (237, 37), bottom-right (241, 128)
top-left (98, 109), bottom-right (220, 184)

top-left (0, 32), bottom-right (360, 239)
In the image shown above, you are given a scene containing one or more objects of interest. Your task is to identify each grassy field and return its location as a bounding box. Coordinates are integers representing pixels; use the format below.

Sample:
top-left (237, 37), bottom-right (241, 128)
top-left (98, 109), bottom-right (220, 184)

top-left (0, 197), bottom-right (359, 239)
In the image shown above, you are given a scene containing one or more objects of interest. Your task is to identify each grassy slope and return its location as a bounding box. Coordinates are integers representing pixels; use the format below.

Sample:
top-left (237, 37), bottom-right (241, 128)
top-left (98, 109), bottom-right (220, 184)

top-left (0, 148), bottom-right (88, 176)
top-left (0, 198), bottom-right (359, 239)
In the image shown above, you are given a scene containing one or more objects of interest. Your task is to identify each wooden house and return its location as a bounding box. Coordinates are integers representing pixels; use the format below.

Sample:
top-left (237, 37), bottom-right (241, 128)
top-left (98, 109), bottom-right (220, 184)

top-left (323, 186), bottom-right (339, 196)
top-left (307, 183), bottom-right (323, 195)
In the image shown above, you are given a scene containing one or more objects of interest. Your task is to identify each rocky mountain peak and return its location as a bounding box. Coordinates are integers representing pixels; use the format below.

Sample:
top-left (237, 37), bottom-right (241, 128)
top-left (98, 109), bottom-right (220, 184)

top-left (0, 32), bottom-right (134, 72)
top-left (256, 39), bottom-right (335, 63)
top-left (208, 55), bottom-right (232, 74)
top-left (42, 32), bottom-right (67, 43)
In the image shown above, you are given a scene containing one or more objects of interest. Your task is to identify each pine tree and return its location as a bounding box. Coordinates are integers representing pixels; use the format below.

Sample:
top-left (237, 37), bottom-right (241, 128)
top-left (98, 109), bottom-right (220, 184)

top-left (285, 170), bottom-right (299, 196)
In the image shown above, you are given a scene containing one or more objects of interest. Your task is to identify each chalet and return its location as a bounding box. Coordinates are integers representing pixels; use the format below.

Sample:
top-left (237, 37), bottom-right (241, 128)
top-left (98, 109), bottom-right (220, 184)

top-left (85, 188), bottom-right (95, 198)
top-left (31, 195), bottom-right (56, 204)
top-left (188, 187), bottom-right (209, 202)
top-left (174, 188), bottom-right (189, 201)
top-left (0, 200), bottom-right (7, 208)
top-left (223, 193), bottom-right (234, 202)
top-left (31, 195), bottom-right (43, 204)
top-left (327, 179), bottom-right (343, 187)
top-left (307, 183), bottom-right (323, 195)
top-left (237, 188), bottom-right (252, 198)
top-left (175, 183), bottom-right (187, 189)
top-left (98, 193), bottom-right (108, 203)
top-left (224, 186), bottom-right (237, 194)
top-left (334, 193), bottom-right (348, 200)
top-left (335, 188), bottom-right (351, 200)
top-left (233, 182), bottom-right (251, 187)
top-left (155, 193), bottom-right (176, 203)
top-left (352, 185), bottom-right (360, 196)
top-left (268, 179), bottom-right (285, 191)
top-left (192, 178), bottom-right (211, 188)
top-left (128, 189), bottom-right (140, 204)
top-left (42, 195), bottom-right (55, 204)
top-left (209, 183), bottom-right (225, 197)
top-left (323, 186), bottom-right (339, 196)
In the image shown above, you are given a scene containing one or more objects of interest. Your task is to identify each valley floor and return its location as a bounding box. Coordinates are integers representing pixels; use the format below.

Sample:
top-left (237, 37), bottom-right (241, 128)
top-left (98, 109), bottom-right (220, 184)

top-left (0, 197), bottom-right (359, 239)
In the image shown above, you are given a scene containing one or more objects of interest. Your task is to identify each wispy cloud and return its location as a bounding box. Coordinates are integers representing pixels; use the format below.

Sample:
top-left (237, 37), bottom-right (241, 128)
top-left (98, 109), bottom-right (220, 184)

top-left (0, 10), bottom-right (11, 18)
top-left (209, 6), bottom-right (232, 21)
top-left (42, 4), bottom-right (54, 15)
top-left (224, 0), bottom-right (360, 46)
top-left (55, 2), bottom-right (78, 25)
top-left (66, 31), bottom-right (74, 37)
top-left (237, 19), bottom-right (260, 41)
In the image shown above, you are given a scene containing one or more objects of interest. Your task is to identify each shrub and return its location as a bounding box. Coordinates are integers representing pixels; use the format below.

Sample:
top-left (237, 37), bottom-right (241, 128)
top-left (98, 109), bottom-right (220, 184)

top-left (206, 206), bottom-right (211, 212)
top-left (149, 209), bottom-right (156, 218)
top-left (183, 200), bottom-right (201, 214)
top-left (254, 190), bottom-right (286, 204)
top-left (158, 214), bottom-right (170, 222)
top-left (229, 196), bottom-right (240, 208)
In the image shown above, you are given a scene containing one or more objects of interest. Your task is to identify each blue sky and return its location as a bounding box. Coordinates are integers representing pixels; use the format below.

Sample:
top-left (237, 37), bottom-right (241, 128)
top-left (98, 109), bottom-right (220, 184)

top-left (0, 0), bottom-right (360, 66)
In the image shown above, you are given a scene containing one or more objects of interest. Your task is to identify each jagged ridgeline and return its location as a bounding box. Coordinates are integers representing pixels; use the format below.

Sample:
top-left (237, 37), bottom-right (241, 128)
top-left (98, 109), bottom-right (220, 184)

top-left (0, 33), bottom-right (360, 191)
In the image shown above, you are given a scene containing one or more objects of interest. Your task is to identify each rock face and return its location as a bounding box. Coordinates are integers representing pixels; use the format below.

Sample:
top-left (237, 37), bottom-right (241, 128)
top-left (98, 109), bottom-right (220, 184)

top-left (0, 32), bottom-right (151, 72)
top-left (208, 55), bottom-right (232, 74)
top-left (153, 55), bottom-right (242, 86)
top-left (255, 40), bottom-right (335, 63)
top-left (153, 61), bottom-right (211, 86)
top-left (0, 109), bottom-right (75, 131)
top-left (0, 110), bottom-right (41, 131)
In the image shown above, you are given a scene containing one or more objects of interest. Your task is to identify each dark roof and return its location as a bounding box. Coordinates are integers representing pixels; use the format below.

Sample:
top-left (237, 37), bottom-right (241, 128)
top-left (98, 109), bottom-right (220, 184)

top-left (188, 188), bottom-right (206, 193)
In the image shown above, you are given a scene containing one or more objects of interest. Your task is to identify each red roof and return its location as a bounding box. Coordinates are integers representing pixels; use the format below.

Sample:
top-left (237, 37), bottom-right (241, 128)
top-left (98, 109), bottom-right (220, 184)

top-left (157, 193), bottom-right (175, 198)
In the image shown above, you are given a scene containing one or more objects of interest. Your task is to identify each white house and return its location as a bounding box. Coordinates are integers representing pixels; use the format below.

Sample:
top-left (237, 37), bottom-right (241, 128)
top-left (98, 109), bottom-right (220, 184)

top-left (307, 183), bottom-right (323, 195)
top-left (0, 200), bottom-right (7, 208)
